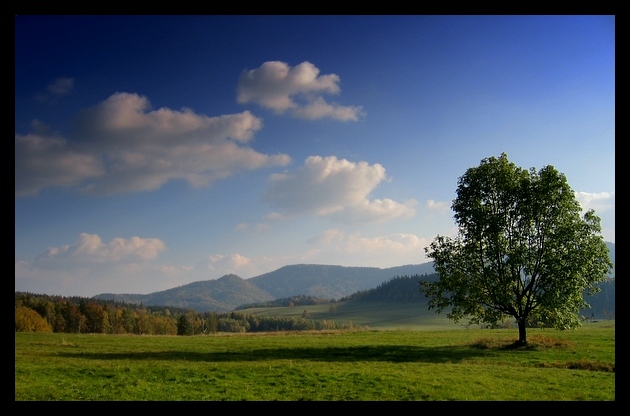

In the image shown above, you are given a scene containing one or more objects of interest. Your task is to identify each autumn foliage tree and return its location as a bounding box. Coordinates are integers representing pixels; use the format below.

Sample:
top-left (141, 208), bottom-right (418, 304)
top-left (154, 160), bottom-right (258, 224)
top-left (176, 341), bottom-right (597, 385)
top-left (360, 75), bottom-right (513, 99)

top-left (420, 153), bottom-right (612, 345)
top-left (15, 306), bottom-right (52, 332)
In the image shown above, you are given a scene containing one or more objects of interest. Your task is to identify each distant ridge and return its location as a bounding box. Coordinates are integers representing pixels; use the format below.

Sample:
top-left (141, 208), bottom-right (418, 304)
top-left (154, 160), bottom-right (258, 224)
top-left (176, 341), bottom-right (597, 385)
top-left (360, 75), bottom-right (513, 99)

top-left (95, 274), bottom-right (275, 312)
top-left (93, 241), bottom-right (614, 314)
top-left (248, 263), bottom-right (436, 300)
top-left (94, 262), bottom-right (436, 312)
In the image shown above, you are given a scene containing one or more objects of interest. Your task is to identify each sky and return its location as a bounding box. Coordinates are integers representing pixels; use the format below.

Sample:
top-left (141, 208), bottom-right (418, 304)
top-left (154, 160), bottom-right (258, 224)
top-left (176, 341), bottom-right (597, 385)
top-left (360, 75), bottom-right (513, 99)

top-left (15, 15), bottom-right (615, 297)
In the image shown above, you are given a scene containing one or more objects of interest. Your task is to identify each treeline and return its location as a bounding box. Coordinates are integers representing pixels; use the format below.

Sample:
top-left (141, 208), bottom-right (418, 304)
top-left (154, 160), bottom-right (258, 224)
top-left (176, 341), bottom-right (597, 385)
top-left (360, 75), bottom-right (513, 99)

top-left (15, 292), bottom-right (359, 335)
top-left (235, 294), bottom-right (335, 310)
top-left (178, 311), bottom-right (355, 335)
top-left (340, 274), bottom-right (438, 302)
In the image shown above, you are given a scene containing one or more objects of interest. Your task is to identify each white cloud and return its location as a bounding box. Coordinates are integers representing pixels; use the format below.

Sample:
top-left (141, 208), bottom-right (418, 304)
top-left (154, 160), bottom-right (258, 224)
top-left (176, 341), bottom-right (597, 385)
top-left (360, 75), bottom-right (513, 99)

top-left (575, 191), bottom-right (615, 213)
top-left (307, 229), bottom-right (428, 253)
top-left (262, 155), bottom-right (416, 223)
top-left (237, 61), bottom-right (364, 121)
top-left (16, 228), bottom-right (431, 297)
top-left (15, 133), bottom-right (105, 197)
top-left (194, 253), bottom-right (268, 279)
top-left (16, 257), bottom-right (194, 297)
top-left (306, 229), bottom-right (431, 264)
top-left (15, 92), bottom-right (291, 196)
top-left (16, 233), bottom-right (173, 296)
top-left (426, 199), bottom-right (451, 214)
top-left (291, 96), bottom-right (365, 121)
top-left (34, 233), bottom-right (166, 266)
top-left (206, 253), bottom-right (252, 271)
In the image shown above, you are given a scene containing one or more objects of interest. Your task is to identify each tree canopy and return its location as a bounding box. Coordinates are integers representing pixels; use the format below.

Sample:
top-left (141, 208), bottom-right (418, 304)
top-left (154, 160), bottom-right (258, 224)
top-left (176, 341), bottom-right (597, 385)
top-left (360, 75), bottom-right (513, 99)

top-left (420, 153), bottom-right (612, 344)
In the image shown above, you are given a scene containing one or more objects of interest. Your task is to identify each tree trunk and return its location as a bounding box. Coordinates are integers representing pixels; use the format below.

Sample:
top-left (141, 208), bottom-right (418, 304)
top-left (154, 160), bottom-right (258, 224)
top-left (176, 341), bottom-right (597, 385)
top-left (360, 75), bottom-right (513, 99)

top-left (517, 320), bottom-right (527, 345)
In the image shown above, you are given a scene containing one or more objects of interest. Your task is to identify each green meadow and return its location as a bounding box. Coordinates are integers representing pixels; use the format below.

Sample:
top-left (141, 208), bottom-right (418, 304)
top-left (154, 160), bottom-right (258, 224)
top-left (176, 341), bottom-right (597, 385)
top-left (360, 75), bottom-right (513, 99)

top-left (15, 320), bottom-right (614, 401)
top-left (240, 299), bottom-right (469, 331)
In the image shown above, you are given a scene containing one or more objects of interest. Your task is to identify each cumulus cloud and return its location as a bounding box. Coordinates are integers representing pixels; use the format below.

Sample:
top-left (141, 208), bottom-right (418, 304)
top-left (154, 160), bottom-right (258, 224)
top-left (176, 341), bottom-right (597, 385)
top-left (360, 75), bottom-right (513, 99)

top-left (34, 233), bottom-right (166, 266)
top-left (15, 92), bottom-right (291, 196)
top-left (204, 253), bottom-right (252, 272)
top-left (237, 61), bottom-right (365, 121)
top-left (15, 133), bottom-right (105, 197)
top-left (262, 156), bottom-right (416, 223)
top-left (16, 228), bottom-right (431, 296)
top-left (16, 257), bottom-right (194, 297)
top-left (575, 191), bottom-right (615, 213)
top-left (192, 253), bottom-right (279, 279)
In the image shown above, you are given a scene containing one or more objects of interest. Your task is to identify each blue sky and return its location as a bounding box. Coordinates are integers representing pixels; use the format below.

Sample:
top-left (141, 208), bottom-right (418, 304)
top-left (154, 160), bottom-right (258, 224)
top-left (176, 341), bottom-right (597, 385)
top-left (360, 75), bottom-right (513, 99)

top-left (15, 15), bottom-right (615, 297)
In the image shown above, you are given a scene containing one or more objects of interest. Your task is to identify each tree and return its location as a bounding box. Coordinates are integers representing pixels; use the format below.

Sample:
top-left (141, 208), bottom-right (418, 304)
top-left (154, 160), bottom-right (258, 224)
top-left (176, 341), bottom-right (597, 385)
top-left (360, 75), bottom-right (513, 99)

top-left (15, 306), bottom-right (53, 333)
top-left (82, 302), bottom-right (110, 334)
top-left (420, 153), bottom-right (612, 345)
top-left (176, 314), bottom-right (193, 335)
top-left (205, 313), bottom-right (218, 334)
top-left (62, 303), bottom-right (87, 333)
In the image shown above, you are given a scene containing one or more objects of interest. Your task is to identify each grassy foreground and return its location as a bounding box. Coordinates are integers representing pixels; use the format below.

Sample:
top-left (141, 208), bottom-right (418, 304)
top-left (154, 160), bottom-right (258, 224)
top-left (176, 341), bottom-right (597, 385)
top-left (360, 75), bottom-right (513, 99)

top-left (15, 321), bottom-right (614, 401)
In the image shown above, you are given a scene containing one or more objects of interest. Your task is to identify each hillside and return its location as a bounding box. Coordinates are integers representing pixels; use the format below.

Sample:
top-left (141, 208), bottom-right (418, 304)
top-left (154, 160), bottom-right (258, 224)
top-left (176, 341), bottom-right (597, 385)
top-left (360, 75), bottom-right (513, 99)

top-left (94, 263), bottom-right (436, 312)
top-left (95, 274), bottom-right (275, 312)
top-left (93, 241), bottom-right (613, 314)
top-left (248, 263), bottom-right (435, 299)
top-left (240, 273), bottom-right (614, 330)
top-left (585, 277), bottom-right (615, 320)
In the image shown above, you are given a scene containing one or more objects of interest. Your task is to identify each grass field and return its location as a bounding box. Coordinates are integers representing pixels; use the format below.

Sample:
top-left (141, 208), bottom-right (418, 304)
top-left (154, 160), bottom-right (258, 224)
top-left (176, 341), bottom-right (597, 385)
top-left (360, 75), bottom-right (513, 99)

top-left (15, 320), bottom-right (614, 401)
top-left (240, 299), bottom-right (468, 331)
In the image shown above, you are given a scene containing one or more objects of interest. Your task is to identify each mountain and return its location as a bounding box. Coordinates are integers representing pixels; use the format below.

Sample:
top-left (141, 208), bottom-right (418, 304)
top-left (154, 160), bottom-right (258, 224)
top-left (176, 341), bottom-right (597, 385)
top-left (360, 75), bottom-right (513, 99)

top-left (95, 274), bottom-right (275, 312)
top-left (94, 241), bottom-right (613, 314)
top-left (249, 263), bottom-right (436, 300)
top-left (94, 263), bottom-right (436, 312)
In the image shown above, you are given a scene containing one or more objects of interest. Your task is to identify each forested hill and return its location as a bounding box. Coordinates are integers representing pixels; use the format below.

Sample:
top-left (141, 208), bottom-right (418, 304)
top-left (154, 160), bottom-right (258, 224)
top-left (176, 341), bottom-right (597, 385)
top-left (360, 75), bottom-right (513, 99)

top-left (94, 263), bottom-right (436, 312)
top-left (95, 237), bottom-right (615, 313)
top-left (95, 274), bottom-right (275, 312)
top-left (341, 272), bottom-right (613, 320)
top-left (92, 239), bottom-right (613, 313)
top-left (247, 263), bottom-right (436, 300)
top-left (341, 273), bottom-right (440, 302)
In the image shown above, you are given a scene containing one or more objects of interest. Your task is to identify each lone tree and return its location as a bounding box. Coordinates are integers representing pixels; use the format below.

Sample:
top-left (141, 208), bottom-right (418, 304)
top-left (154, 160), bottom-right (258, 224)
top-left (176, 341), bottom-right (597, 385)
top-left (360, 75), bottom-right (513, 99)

top-left (420, 153), bottom-right (612, 345)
